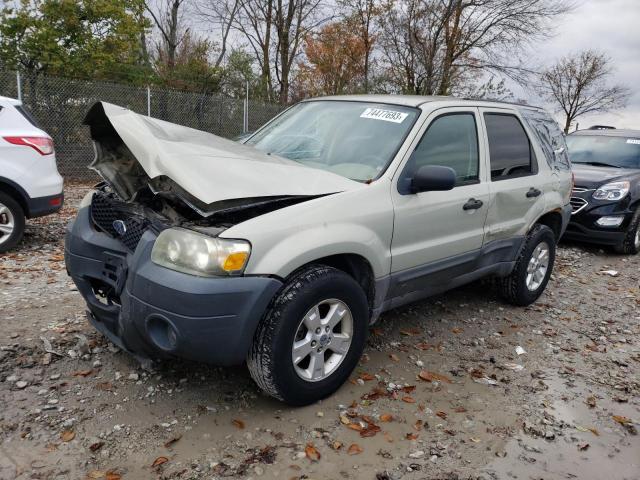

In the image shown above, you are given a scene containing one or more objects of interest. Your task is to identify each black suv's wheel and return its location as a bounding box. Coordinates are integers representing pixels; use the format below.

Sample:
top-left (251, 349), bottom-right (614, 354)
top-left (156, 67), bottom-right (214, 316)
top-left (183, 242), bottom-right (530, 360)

top-left (0, 192), bottom-right (25, 253)
top-left (247, 265), bottom-right (369, 405)
top-left (500, 224), bottom-right (556, 306)
top-left (614, 207), bottom-right (640, 255)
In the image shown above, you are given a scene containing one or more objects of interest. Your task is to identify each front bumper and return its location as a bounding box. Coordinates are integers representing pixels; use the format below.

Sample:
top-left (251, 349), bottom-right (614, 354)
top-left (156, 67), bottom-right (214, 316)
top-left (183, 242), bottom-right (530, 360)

top-left (563, 193), bottom-right (633, 246)
top-left (64, 207), bottom-right (282, 365)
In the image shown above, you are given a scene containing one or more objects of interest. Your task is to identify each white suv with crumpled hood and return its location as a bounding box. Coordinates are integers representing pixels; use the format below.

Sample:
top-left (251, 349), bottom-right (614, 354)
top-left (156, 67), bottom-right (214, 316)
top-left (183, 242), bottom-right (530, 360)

top-left (65, 96), bottom-right (572, 405)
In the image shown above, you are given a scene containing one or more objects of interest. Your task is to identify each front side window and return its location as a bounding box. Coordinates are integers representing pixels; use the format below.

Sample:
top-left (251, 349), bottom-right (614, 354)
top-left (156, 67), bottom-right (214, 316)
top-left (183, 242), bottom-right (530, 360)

top-left (246, 101), bottom-right (419, 182)
top-left (566, 135), bottom-right (640, 169)
top-left (401, 113), bottom-right (479, 190)
top-left (485, 113), bottom-right (536, 180)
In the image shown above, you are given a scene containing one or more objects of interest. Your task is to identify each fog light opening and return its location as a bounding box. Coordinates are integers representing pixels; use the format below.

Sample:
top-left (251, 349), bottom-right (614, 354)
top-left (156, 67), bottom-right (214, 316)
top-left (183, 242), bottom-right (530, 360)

top-left (596, 216), bottom-right (624, 228)
top-left (147, 315), bottom-right (179, 351)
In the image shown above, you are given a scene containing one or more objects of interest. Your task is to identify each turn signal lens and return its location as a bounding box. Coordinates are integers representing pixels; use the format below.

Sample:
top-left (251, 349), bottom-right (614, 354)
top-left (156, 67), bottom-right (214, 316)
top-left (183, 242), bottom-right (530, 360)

top-left (3, 136), bottom-right (54, 155)
top-left (223, 252), bottom-right (250, 272)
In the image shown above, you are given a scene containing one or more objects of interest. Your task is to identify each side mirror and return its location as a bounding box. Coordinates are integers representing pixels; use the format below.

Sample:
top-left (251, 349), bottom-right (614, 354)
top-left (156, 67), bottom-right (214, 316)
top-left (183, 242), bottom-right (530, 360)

top-left (410, 165), bottom-right (456, 193)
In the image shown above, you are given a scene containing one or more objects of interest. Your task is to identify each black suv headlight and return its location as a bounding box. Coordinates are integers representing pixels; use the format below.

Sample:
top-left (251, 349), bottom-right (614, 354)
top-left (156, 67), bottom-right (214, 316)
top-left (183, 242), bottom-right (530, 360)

top-left (592, 181), bottom-right (630, 201)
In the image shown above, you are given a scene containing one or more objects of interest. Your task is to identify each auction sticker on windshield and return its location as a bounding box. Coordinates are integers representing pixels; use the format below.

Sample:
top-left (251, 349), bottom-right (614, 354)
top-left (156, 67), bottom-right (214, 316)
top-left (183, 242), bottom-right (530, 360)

top-left (626, 139), bottom-right (640, 145)
top-left (360, 107), bottom-right (408, 123)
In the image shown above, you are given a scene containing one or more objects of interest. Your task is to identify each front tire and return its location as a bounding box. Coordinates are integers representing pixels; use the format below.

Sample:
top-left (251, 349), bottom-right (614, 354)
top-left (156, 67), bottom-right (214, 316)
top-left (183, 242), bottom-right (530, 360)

top-left (500, 224), bottom-right (556, 306)
top-left (247, 265), bottom-right (369, 405)
top-left (613, 207), bottom-right (640, 255)
top-left (0, 192), bottom-right (25, 253)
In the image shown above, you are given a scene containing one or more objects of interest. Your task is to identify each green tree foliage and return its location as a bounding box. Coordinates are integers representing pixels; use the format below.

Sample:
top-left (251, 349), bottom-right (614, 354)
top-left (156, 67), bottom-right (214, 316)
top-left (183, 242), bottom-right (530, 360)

top-left (0, 0), bottom-right (151, 83)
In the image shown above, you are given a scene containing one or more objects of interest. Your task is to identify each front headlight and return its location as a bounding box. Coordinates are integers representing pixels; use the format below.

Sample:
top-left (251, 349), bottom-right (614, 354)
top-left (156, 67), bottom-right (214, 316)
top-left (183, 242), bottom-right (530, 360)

top-left (592, 181), bottom-right (630, 201)
top-left (151, 228), bottom-right (250, 277)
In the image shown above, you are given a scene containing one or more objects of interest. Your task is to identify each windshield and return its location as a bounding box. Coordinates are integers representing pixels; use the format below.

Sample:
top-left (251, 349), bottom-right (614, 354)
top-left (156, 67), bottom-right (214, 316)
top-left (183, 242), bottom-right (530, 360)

top-left (566, 134), bottom-right (640, 169)
top-left (246, 101), bottom-right (419, 181)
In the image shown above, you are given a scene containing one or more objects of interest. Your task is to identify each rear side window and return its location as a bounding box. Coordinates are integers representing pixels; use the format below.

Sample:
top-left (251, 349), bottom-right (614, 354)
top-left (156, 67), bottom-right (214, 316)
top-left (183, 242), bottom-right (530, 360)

top-left (403, 113), bottom-right (479, 187)
top-left (485, 113), bottom-right (536, 180)
top-left (15, 105), bottom-right (42, 129)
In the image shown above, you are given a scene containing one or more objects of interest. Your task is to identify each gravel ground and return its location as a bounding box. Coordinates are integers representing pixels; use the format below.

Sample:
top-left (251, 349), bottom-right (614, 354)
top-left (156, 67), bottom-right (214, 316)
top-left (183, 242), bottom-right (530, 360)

top-left (0, 183), bottom-right (638, 480)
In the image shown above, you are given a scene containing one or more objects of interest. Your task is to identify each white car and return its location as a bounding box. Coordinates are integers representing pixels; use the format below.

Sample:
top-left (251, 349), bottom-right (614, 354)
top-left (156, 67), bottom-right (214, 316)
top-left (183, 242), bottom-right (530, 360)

top-left (0, 96), bottom-right (64, 252)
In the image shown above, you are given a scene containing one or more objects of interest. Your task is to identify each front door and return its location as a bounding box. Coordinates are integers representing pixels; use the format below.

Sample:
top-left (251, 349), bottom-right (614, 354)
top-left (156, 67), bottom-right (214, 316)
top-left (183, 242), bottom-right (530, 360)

top-left (390, 107), bottom-right (490, 291)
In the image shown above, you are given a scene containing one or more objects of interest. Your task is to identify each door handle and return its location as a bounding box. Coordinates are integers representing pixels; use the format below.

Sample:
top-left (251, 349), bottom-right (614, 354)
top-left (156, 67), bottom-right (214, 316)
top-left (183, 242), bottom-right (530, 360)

top-left (526, 187), bottom-right (542, 198)
top-left (463, 198), bottom-right (484, 211)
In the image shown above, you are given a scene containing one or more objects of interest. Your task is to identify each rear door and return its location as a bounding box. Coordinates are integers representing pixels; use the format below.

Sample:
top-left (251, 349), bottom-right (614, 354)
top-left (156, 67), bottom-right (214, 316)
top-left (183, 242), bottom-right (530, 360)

top-left (480, 108), bottom-right (546, 244)
top-left (390, 107), bottom-right (490, 276)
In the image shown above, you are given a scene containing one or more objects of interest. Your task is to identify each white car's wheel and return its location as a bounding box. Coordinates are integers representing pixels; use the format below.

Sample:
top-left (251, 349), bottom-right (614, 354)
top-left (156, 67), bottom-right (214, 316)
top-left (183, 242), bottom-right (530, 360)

top-left (0, 192), bottom-right (25, 253)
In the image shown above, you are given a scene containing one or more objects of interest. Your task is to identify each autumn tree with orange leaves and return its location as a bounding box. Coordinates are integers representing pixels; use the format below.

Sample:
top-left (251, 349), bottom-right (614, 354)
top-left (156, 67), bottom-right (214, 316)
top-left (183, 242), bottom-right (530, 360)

top-left (293, 21), bottom-right (368, 99)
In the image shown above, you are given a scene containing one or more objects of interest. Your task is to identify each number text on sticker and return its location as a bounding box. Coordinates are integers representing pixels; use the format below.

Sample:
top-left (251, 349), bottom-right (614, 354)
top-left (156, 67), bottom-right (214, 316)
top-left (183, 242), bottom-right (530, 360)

top-left (360, 108), bottom-right (408, 124)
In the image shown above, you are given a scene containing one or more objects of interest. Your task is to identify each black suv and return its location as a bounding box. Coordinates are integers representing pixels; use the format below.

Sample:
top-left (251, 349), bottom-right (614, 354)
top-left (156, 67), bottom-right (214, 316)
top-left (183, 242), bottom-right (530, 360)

top-left (564, 128), bottom-right (640, 254)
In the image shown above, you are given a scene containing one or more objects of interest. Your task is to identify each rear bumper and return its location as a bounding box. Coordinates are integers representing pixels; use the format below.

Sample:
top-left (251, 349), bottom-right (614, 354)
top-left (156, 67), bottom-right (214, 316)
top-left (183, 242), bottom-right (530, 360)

top-left (64, 207), bottom-right (282, 365)
top-left (26, 192), bottom-right (64, 218)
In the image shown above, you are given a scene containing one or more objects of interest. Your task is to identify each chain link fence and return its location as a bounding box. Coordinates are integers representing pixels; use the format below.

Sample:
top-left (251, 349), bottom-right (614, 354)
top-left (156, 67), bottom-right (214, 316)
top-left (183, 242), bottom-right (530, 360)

top-left (0, 71), bottom-right (284, 180)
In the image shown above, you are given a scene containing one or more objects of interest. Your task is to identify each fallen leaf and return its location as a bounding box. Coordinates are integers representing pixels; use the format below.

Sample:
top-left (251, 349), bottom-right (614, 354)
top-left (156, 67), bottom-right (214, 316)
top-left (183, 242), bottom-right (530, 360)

top-left (360, 423), bottom-right (381, 438)
top-left (418, 371), bottom-right (452, 384)
top-left (164, 435), bottom-right (182, 448)
top-left (105, 472), bottom-right (121, 480)
top-left (436, 411), bottom-right (447, 419)
top-left (358, 372), bottom-right (376, 381)
top-left (96, 382), bottom-right (114, 391)
top-left (402, 396), bottom-right (415, 403)
top-left (340, 415), bottom-right (351, 425)
top-left (380, 413), bottom-right (393, 422)
top-left (413, 420), bottom-right (423, 431)
top-left (405, 432), bottom-right (418, 440)
top-left (71, 369), bottom-right (93, 377)
top-left (454, 406), bottom-right (467, 413)
top-left (331, 440), bottom-right (343, 450)
top-left (60, 430), bottom-right (75, 442)
top-left (452, 327), bottom-right (463, 334)
top-left (415, 342), bottom-right (431, 350)
top-left (347, 443), bottom-right (363, 455)
top-left (305, 443), bottom-right (321, 461)
top-left (232, 419), bottom-right (245, 429)
top-left (578, 443), bottom-right (590, 451)
top-left (347, 423), bottom-right (363, 432)
top-left (399, 328), bottom-right (420, 336)
top-left (588, 427), bottom-right (600, 436)
top-left (151, 456), bottom-right (168, 468)
top-left (389, 354), bottom-right (399, 362)
top-left (87, 471), bottom-right (104, 479)
top-left (586, 396), bottom-right (596, 408)
top-left (612, 415), bottom-right (631, 425)
top-left (89, 441), bottom-right (105, 452)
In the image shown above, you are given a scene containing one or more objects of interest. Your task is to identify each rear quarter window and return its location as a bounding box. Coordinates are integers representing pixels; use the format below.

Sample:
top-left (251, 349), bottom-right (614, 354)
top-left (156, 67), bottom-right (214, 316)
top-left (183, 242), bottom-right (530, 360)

top-left (520, 108), bottom-right (570, 171)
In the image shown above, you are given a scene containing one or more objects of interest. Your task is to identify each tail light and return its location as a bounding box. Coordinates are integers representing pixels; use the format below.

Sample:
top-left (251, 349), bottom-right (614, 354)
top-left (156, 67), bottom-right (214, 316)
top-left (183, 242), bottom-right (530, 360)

top-left (3, 136), bottom-right (55, 155)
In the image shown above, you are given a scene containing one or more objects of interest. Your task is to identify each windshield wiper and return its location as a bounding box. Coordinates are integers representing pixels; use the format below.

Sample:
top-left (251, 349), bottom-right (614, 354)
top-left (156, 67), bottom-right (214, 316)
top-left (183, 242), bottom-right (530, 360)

top-left (576, 161), bottom-right (621, 168)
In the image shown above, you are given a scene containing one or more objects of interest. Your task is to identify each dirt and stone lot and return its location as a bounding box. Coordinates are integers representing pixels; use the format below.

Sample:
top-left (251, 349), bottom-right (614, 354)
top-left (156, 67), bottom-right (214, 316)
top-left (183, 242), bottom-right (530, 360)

top-left (1, 183), bottom-right (638, 480)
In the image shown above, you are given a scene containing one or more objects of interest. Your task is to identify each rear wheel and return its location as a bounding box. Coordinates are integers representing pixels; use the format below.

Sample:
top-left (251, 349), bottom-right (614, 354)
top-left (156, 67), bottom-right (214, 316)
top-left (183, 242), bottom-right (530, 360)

top-left (500, 224), bottom-right (556, 306)
top-left (613, 208), bottom-right (640, 255)
top-left (0, 192), bottom-right (25, 253)
top-left (247, 265), bottom-right (369, 405)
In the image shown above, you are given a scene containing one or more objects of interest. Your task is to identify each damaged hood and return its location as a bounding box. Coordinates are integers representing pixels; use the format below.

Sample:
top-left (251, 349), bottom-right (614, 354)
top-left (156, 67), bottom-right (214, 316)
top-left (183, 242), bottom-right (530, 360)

top-left (84, 102), bottom-right (361, 207)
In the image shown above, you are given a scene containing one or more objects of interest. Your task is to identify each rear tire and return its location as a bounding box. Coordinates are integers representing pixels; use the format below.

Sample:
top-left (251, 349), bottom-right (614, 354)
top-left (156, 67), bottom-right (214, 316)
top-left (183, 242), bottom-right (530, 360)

top-left (0, 192), bottom-right (25, 253)
top-left (247, 265), bottom-right (369, 406)
top-left (500, 224), bottom-right (556, 306)
top-left (613, 207), bottom-right (640, 255)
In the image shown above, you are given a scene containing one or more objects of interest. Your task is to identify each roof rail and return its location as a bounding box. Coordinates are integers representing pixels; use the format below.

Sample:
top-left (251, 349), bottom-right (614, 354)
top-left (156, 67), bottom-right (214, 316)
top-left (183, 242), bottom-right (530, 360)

top-left (588, 125), bottom-right (616, 130)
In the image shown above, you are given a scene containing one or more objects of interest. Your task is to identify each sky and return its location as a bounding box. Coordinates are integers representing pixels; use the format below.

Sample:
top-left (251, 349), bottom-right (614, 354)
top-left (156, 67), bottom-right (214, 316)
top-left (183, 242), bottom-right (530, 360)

top-left (523, 0), bottom-right (640, 130)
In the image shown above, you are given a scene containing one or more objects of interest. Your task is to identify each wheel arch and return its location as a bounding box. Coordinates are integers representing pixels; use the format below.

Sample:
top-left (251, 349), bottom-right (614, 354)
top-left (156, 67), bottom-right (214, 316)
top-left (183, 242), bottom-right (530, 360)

top-left (533, 210), bottom-right (563, 241)
top-left (0, 177), bottom-right (28, 215)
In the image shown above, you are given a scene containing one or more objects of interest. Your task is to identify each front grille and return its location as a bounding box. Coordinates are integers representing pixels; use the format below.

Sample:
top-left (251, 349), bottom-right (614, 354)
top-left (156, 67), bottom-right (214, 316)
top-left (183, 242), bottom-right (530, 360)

top-left (90, 192), bottom-right (150, 251)
top-left (572, 186), bottom-right (593, 193)
top-left (570, 196), bottom-right (588, 214)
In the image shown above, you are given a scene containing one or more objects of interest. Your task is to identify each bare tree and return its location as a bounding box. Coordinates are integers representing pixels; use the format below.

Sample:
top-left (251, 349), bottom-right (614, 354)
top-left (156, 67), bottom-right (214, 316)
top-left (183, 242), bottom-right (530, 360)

top-left (146, 0), bottom-right (190, 72)
top-left (378, 0), bottom-right (573, 96)
top-left (541, 50), bottom-right (630, 133)
top-left (195, 0), bottom-right (243, 67)
top-left (235, 0), bottom-right (324, 103)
